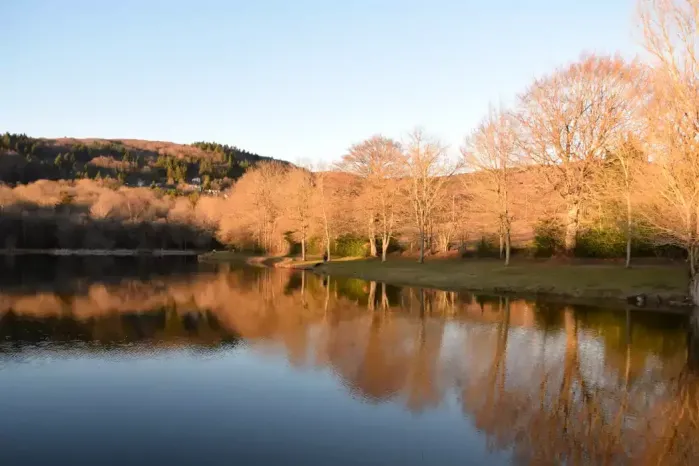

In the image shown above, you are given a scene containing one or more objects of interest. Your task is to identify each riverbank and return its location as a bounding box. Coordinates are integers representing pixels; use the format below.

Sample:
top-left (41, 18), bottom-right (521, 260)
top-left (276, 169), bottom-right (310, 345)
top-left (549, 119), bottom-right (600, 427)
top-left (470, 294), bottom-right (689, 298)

top-left (0, 249), bottom-right (199, 256)
top-left (199, 252), bottom-right (692, 308)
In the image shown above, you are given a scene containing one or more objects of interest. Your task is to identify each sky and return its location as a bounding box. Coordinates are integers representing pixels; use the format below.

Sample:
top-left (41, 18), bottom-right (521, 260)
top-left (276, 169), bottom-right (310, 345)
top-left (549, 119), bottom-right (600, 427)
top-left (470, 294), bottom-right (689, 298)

top-left (1, 0), bottom-right (641, 165)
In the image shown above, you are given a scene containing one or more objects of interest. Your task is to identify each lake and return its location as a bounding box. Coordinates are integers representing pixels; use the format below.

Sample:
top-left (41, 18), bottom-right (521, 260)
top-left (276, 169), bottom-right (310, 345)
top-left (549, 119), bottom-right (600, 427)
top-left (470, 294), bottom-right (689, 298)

top-left (0, 256), bottom-right (697, 465)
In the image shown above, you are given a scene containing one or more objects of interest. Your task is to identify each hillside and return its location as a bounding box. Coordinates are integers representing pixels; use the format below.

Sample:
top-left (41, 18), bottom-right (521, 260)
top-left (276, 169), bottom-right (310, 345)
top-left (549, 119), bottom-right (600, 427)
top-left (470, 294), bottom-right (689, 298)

top-left (0, 133), bottom-right (287, 189)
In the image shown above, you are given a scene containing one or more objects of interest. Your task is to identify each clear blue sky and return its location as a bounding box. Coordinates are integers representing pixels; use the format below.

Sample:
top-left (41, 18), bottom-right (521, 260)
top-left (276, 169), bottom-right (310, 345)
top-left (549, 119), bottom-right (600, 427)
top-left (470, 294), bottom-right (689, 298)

top-left (1, 0), bottom-right (640, 164)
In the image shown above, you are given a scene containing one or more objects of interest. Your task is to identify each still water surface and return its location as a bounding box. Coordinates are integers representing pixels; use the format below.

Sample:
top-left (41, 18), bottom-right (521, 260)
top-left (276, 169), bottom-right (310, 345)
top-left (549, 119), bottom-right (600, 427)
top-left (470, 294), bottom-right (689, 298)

top-left (0, 257), bottom-right (697, 465)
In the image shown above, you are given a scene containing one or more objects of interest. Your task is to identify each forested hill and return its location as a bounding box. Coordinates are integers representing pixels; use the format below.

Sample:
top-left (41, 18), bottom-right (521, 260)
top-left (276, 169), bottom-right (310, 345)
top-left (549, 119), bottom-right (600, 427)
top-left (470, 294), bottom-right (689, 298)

top-left (0, 133), bottom-right (287, 189)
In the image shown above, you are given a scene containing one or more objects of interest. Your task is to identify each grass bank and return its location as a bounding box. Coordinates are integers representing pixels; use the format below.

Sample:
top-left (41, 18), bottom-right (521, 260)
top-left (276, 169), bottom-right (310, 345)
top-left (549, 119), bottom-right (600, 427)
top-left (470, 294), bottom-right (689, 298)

top-left (198, 252), bottom-right (692, 307)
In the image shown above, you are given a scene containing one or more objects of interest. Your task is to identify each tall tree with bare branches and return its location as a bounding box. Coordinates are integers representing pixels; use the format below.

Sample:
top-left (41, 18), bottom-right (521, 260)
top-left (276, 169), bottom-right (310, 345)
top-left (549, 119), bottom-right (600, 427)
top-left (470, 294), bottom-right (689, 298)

top-left (597, 136), bottom-right (647, 268)
top-left (433, 189), bottom-right (466, 254)
top-left (403, 129), bottom-right (459, 263)
top-left (312, 168), bottom-right (352, 262)
top-left (462, 107), bottom-right (520, 265)
top-left (341, 135), bottom-right (404, 262)
top-left (221, 161), bottom-right (287, 253)
top-left (638, 0), bottom-right (699, 300)
top-left (284, 167), bottom-right (315, 261)
top-left (518, 55), bottom-right (641, 254)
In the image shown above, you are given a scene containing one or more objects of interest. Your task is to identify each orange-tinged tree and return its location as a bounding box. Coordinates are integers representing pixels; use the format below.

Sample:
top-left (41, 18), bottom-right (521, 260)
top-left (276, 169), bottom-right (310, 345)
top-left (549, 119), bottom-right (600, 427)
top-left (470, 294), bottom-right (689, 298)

top-left (341, 135), bottom-right (404, 262)
top-left (518, 55), bottom-right (641, 254)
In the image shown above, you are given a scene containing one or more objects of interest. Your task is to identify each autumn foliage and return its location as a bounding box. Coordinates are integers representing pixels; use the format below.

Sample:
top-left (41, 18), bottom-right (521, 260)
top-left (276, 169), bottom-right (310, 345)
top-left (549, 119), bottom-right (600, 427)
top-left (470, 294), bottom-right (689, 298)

top-left (0, 179), bottom-right (224, 250)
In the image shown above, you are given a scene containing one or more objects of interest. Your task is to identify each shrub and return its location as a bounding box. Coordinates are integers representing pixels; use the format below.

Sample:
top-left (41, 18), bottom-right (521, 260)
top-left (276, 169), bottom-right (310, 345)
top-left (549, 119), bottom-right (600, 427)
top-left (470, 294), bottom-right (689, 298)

top-left (332, 234), bottom-right (367, 257)
top-left (574, 224), bottom-right (686, 260)
top-left (476, 234), bottom-right (500, 258)
top-left (575, 227), bottom-right (626, 258)
top-left (306, 237), bottom-right (324, 256)
top-left (534, 218), bottom-right (564, 257)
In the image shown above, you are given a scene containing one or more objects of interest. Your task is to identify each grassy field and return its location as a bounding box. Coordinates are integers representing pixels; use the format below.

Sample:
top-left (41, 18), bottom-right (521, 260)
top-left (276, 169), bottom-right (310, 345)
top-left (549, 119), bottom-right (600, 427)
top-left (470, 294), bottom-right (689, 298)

top-left (198, 252), bottom-right (692, 305)
top-left (299, 257), bottom-right (690, 303)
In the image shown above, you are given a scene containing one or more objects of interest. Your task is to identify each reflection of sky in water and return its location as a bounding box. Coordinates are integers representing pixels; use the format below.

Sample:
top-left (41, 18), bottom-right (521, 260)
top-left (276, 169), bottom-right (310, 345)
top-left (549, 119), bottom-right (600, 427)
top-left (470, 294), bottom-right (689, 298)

top-left (0, 345), bottom-right (512, 466)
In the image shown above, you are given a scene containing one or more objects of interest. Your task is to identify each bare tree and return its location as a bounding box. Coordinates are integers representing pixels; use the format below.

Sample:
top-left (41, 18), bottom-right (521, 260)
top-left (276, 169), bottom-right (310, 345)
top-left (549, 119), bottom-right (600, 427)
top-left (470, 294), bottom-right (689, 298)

top-left (462, 106), bottom-right (520, 265)
top-left (597, 135), bottom-right (647, 268)
top-left (314, 168), bottom-right (334, 261)
top-left (402, 129), bottom-right (459, 263)
top-left (360, 186), bottom-right (379, 257)
top-left (284, 167), bottom-right (315, 261)
top-left (220, 161), bottom-right (287, 253)
top-left (636, 98), bottom-right (699, 269)
top-left (433, 190), bottom-right (465, 254)
top-left (194, 195), bottom-right (225, 233)
top-left (638, 0), bottom-right (699, 300)
top-left (341, 135), bottom-right (404, 262)
top-left (518, 55), bottom-right (641, 254)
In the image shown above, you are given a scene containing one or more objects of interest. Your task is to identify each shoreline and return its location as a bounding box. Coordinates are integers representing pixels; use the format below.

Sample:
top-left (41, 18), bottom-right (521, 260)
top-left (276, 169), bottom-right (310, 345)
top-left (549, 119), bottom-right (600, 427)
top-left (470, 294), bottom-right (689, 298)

top-left (198, 252), bottom-right (694, 311)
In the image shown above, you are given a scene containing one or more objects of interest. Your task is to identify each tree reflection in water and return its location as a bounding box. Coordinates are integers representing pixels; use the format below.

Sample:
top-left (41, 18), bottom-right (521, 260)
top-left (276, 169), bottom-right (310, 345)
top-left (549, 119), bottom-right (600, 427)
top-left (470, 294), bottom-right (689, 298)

top-left (0, 265), bottom-right (696, 465)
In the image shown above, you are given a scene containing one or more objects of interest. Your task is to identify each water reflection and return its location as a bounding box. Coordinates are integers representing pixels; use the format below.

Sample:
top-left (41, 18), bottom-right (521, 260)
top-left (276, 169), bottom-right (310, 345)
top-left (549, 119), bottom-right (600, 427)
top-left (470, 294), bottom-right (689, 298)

top-left (0, 260), bottom-right (697, 465)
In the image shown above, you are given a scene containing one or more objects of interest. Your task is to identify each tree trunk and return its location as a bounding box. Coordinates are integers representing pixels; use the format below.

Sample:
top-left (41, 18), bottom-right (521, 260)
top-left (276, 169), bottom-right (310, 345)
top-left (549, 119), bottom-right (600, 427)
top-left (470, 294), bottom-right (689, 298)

top-left (369, 237), bottom-right (377, 257)
top-left (690, 246), bottom-right (699, 306)
top-left (691, 246), bottom-right (697, 277)
top-left (625, 237), bottom-right (631, 269)
top-left (301, 233), bottom-right (306, 261)
top-left (418, 228), bottom-right (425, 264)
top-left (381, 234), bottom-right (389, 262)
top-left (691, 276), bottom-right (699, 306)
top-left (499, 229), bottom-right (504, 259)
top-left (564, 202), bottom-right (580, 254)
top-left (324, 225), bottom-right (331, 262)
top-left (369, 215), bottom-right (377, 257)
top-left (625, 193), bottom-right (632, 269)
top-left (320, 194), bottom-right (331, 261)
top-left (504, 229), bottom-right (511, 266)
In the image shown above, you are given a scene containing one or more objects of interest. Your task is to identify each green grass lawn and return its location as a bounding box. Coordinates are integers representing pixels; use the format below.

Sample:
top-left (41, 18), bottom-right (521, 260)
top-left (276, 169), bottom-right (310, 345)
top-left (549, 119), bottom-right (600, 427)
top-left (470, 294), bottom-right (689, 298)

top-left (298, 257), bottom-right (690, 302)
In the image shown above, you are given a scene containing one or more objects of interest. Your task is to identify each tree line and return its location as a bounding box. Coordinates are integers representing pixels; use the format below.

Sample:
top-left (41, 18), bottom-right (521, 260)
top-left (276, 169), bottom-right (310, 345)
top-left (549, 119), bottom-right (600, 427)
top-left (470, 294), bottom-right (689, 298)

top-left (218, 0), bottom-right (699, 273)
top-left (0, 179), bottom-right (222, 250)
top-left (0, 135), bottom-right (273, 186)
